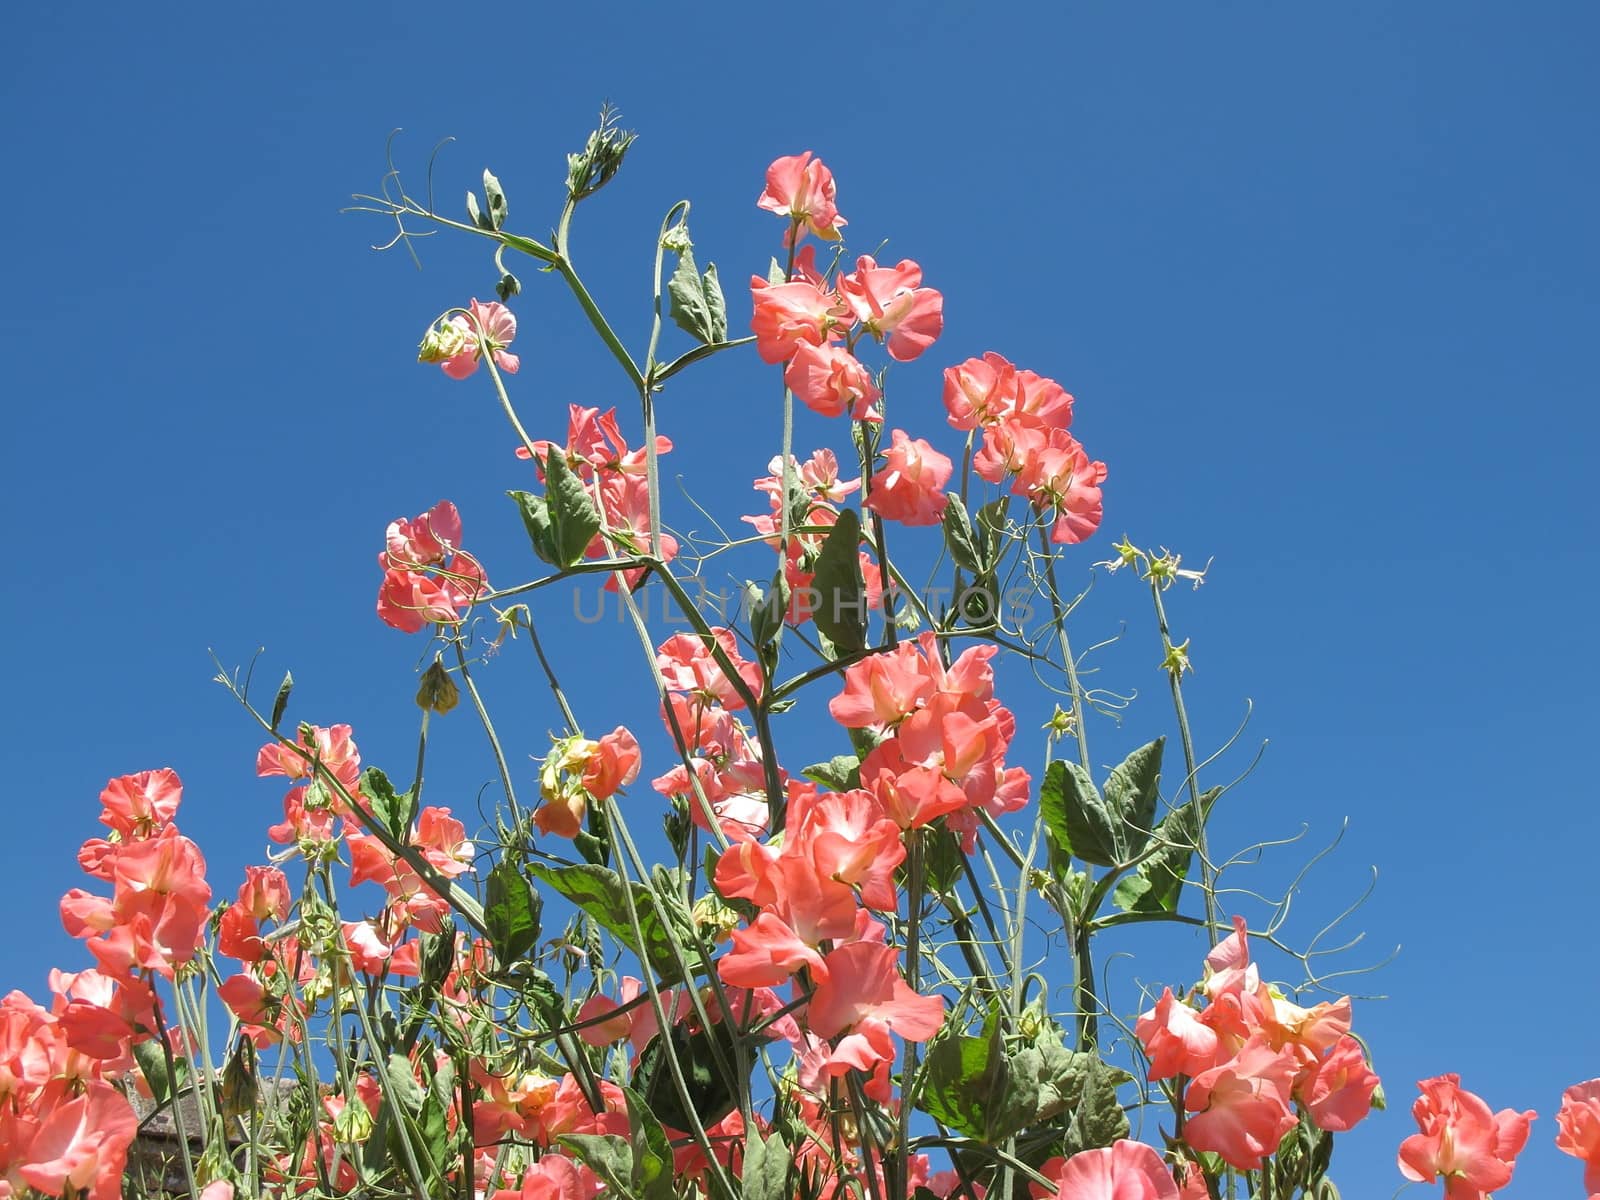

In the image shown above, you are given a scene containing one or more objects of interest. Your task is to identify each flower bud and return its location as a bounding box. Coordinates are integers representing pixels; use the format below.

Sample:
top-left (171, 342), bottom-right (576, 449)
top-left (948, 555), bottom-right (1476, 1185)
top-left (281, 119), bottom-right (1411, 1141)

top-left (416, 658), bottom-right (459, 714)
top-left (418, 319), bottom-right (470, 364)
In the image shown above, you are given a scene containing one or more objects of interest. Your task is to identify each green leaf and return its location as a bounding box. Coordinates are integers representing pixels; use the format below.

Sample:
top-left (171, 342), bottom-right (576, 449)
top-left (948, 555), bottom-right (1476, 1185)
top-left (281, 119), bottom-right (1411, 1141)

top-left (527, 862), bottom-right (699, 984)
top-left (269, 671), bottom-right (294, 733)
top-left (975, 497), bottom-right (1010, 565)
top-left (941, 496), bottom-right (984, 574)
top-left (742, 1128), bottom-right (793, 1200)
top-left (508, 489), bottom-right (558, 565)
top-left (466, 190), bottom-right (484, 230)
top-left (921, 824), bottom-right (966, 896)
top-left (561, 1133), bottom-right (637, 1198)
top-left (669, 248), bottom-right (728, 344)
top-left (918, 1004), bottom-right (1127, 1145)
top-left (802, 754), bottom-right (861, 792)
top-left (624, 1088), bottom-right (674, 1200)
top-left (485, 861), bottom-right (540, 966)
top-left (384, 1052), bottom-right (424, 1115)
top-left (766, 257), bottom-right (788, 286)
top-left (132, 1041), bottom-right (188, 1107)
top-left (632, 1016), bottom-right (744, 1132)
top-left (748, 571), bottom-right (788, 649)
top-left (1113, 786), bottom-right (1221, 913)
top-left (919, 1008), bottom-right (1014, 1140)
top-left (359, 767), bottom-right (413, 839)
top-left (416, 1084), bottom-right (452, 1185)
top-left (1104, 737), bottom-right (1165, 861)
top-left (1040, 759), bottom-right (1122, 868)
top-left (543, 451), bottom-right (603, 568)
top-left (810, 508), bottom-right (866, 654)
top-left (482, 169), bottom-right (507, 231)
top-left (1060, 1051), bottom-right (1132, 1155)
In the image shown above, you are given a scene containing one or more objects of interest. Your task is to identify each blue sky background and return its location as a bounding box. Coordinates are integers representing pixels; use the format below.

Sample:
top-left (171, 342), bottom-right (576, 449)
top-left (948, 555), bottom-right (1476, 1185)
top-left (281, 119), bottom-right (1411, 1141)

top-left (5, 3), bottom-right (1598, 1195)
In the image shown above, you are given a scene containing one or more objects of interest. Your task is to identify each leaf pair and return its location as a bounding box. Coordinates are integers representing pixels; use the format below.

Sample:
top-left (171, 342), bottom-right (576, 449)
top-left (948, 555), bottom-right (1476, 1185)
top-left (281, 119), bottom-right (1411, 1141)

top-left (509, 450), bottom-right (602, 569)
top-left (1040, 738), bottom-right (1166, 869)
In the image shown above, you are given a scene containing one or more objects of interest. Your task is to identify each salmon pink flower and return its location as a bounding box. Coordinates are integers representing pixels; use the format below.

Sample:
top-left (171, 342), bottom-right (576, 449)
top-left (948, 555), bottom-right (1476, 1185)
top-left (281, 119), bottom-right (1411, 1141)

top-left (385, 500), bottom-right (463, 567)
top-left (514, 1151), bottom-right (599, 1200)
top-left (15, 1078), bottom-right (138, 1200)
top-left (750, 276), bottom-right (850, 364)
top-left (1398, 1074), bottom-right (1535, 1200)
top-left (1183, 1037), bottom-right (1299, 1170)
top-left (1137, 987), bottom-right (1219, 1080)
top-left (865, 430), bottom-right (952, 527)
top-left (1302, 1034), bottom-right (1380, 1133)
top-left (758, 151), bottom-right (847, 243)
top-left (436, 298), bottom-right (519, 379)
top-left (1031, 1140), bottom-right (1180, 1200)
top-left (828, 641), bottom-right (936, 730)
top-left (838, 256), bottom-right (944, 362)
top-left (95, 769), bottom-right (182, 840)
top-left (579, 727), bottom-right (642, 800)
top-left (656, 629), bottom-right (763, 711)
top-left (785, 342), bottom-right (881, 420)
top-left (944, 352), bottom-right (1018, 431)
top-left (1556, 1079), bottom-right (1600, 1197)
top-left (807, 941), bottom-right (944, 1076)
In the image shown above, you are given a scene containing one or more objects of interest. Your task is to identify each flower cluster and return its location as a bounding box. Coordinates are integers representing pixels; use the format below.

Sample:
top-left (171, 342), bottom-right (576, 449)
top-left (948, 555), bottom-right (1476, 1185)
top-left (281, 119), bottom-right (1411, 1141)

top-left (830, 631), bottom-right (1031, 847)
top-left (1136, 916), bottom-right (1380, 1170)
top-left (650, 628), bottom-right (773, 839)
top-left (751, 161), bottom-right (943, 419)
top-left (3, 770), bottom-right (217, 1200)
top-left (533, 726), bottom-right (642, 838)
top-left (951, 352), bottom-right (1107, 545)
top-left (741, 448), bottom-right (893, 624)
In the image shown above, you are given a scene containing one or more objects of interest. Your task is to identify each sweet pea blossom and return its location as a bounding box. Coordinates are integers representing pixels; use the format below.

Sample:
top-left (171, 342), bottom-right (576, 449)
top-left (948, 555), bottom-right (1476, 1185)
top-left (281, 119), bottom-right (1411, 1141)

top-left (1556, 1079), bottom-right (1600, 1197)
top-left (785, 341), bottom-right (881, 419)
top-left (757, 151), bottom-right (846, 243)
top-left (1397, 1074), bottom-right (1535, 1200)
top-left (1030, 1140), bottom-right (1180, 1200)
top-left (838, 255), bottom-right (944, 362)
top-left (750, 276), bottom-right (850, 364)
top-left (426, 298), bottom-right (519, 380)
top-left (1183, 1036), bottom-right (1300, 1170)
top-left (865, 430), bottom-right (952, 526)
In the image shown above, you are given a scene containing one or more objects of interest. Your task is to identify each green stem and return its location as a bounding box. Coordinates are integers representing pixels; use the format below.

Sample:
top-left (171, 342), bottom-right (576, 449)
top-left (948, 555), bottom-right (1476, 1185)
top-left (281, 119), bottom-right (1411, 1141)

top-left (1038, 523), bottom-right (1092, 772)
top-left (1151, 579), bottom-right (1220, 942)
top-left (452, 640), bottom-right (522, 827)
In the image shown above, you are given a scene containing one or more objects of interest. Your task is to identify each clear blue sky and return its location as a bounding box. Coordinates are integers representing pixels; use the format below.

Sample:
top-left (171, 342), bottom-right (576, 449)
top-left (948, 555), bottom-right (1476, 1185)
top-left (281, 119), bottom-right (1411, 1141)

top-left (5, 4), bottom-right (1597, 1195)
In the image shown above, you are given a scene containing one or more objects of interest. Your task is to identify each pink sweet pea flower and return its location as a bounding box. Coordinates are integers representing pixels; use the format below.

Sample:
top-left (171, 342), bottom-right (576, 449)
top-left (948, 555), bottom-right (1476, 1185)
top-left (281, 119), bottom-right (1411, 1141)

top-left (785, 342), bottom-right (881, 420)
top-left (757, 151), bottom-right (847, 244)
top-left (837, 256), bottom-right (943, 362)
top-left (1030, 1140), bottom-right (1180, 1200)
top-left (15, 1079), bottom-right (138, 1200)
top-left (386, 500), bottom-right (464, 567)
top-left (1556, 1079), bottom-right (1600, 1197)
top-left (1302, 1034), bottom-right (1380, 1133)
top-left (865, 430), bottom-right (952, 527)
top-left (439, 299), bottom-right (519, 379)
top-left (807, 940), bottom-right (944, 1051)
top-left (1136, 987), bottom-right (1219, 1080)
top-left (1183, 1036), bottom-right (1300, 1171)
top-left (750, 276), bottom-right (850, 364)
top-left (1397, 1074), bottom-right (1536, 1200)
top-left (95, 769), bottom-right (183, 839)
